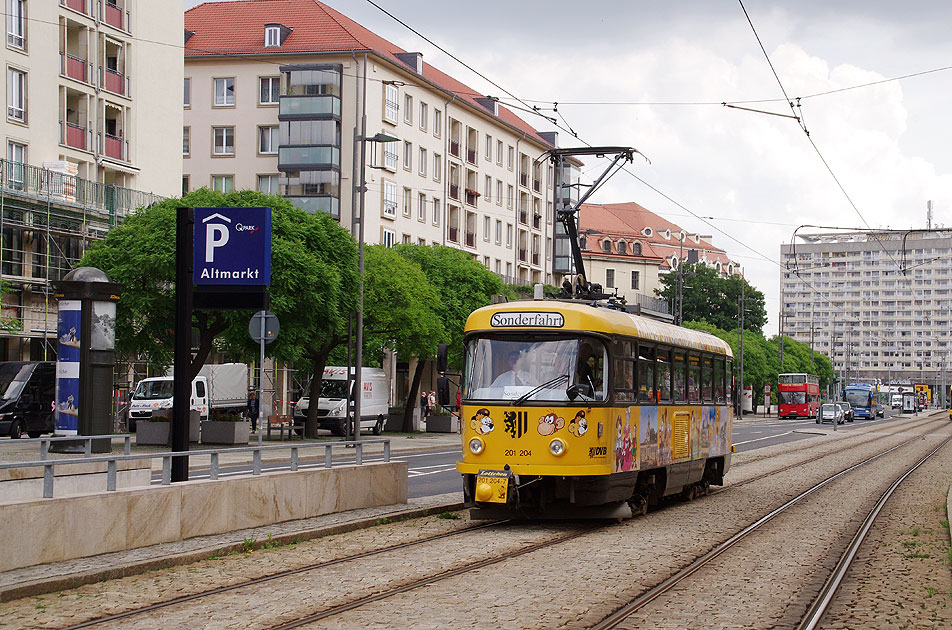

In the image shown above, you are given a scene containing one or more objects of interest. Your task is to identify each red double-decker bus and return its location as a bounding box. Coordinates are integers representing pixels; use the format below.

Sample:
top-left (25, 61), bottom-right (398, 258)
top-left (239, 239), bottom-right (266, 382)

top-left (778, 373), bottom-right (820, 418)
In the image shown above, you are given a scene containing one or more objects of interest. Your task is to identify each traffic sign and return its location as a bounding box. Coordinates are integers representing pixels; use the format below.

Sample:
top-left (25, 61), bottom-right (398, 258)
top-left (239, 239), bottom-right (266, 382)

top-left (249, 310), bottom-right (279, 344)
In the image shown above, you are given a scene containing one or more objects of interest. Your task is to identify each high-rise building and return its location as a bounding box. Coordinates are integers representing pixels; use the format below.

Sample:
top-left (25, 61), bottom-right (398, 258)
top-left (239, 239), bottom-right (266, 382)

top-left (781, 230), bottom-right (952, 387)
top-left (184, 0), bottom-right (558, 286)
top-left (0, 0), bottom-right (181, 359)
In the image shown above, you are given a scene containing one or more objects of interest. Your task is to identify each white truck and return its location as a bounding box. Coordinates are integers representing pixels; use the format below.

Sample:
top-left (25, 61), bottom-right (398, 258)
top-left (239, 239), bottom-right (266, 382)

top-left (294, 366), bottom-right (389, 435)
top-left (127, 363), bottom-right (248, 431)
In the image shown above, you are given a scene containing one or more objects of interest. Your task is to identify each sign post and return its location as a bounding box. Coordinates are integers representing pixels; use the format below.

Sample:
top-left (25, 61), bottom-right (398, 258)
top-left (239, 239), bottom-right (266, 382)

top-left (249, 310), bottom-right (279, 445)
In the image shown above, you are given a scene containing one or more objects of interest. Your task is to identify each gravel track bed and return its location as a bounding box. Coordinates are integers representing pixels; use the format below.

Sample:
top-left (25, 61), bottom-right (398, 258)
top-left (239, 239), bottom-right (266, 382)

top-left (2, 417), bottom-right (947, 629)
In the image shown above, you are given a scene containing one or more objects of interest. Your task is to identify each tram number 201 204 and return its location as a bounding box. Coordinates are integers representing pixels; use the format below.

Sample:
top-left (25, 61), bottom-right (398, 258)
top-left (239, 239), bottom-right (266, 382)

top-left (505, 449), bottom-right (531, 457)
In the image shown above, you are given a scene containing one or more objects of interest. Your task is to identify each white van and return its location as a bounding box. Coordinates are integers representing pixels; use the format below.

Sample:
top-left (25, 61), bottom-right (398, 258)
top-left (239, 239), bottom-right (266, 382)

top-left (294, 367), bottom-right (389, 435)
top-left (127, 363), bottom-right (248, 432)
top-left (891, 394), bottom-right (902, 409)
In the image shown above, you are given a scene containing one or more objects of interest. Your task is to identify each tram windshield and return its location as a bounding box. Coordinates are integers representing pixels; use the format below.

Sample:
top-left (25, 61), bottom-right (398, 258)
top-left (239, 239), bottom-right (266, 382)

top-left (464, 335), bottom-right (607, 402)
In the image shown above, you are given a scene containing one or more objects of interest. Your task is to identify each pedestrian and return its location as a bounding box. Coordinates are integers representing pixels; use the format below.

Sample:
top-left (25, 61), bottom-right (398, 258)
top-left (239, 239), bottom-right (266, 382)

top-left (420, 391), bottom-right (428, 422)
top-left (428, 390), bottom-right (437, 416)
top-left (247, 392), bottom-right (259, 431)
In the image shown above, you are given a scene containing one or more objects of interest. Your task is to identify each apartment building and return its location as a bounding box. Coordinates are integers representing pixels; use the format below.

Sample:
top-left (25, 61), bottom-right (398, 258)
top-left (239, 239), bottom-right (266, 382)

top-left (184, 0), bottom-right (558, 285)
top-left (780, 230), bottom-right (952, 385)
top-left (0, 0), bottom-right (181, 359)
top-left (577, 201), bottom-right (739, 313)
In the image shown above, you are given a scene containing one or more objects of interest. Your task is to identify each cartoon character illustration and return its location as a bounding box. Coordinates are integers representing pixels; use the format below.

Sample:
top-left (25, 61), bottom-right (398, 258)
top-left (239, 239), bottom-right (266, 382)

top-left (470, 408), bottom-right (494, 434)
top-left (537, 412), bottom-right (565, 435)
top-left (614, 416), bottom-right (624, 471)
top-left (621, 423), bottom-right (634, 471)
top-left (568, 410), bottom-right (588, 437)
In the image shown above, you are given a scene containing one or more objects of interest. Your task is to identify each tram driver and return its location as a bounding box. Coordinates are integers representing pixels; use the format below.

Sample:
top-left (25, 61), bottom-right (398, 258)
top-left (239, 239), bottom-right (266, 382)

top-left (491, 350), bottom-right (534, 387)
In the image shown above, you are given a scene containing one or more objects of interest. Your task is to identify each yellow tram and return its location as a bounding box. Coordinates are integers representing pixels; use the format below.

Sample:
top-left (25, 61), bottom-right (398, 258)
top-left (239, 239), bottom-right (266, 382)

top-left (456, 299), bottom-right (734, 519)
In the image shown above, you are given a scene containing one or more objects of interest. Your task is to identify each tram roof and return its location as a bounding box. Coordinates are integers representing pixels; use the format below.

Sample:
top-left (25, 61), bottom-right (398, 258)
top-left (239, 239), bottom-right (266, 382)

top-left (466, 300), bottom-right (734, 357)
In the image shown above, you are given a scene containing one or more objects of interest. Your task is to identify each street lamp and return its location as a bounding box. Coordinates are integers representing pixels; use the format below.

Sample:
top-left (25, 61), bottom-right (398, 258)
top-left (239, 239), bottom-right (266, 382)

top-left (353, 122), bottom-right (398, 441)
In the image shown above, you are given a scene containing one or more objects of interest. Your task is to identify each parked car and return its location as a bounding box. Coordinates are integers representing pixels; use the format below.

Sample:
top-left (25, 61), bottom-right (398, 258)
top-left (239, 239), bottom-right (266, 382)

top-left (817, 403), bottom-right (845, 425)
top-left (836, 401), bottom-right (854, 423)
top-left (0, 361), bottom-right (56, 439)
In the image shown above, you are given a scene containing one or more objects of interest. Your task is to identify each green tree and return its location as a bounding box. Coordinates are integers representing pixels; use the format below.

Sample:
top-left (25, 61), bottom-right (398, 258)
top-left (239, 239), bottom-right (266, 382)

top-left (80, 190), bottom-right (358, 414)
top-left (656, 264), bottom-right (767, 333)
top-left (393, 244), bottom-right (505, 431)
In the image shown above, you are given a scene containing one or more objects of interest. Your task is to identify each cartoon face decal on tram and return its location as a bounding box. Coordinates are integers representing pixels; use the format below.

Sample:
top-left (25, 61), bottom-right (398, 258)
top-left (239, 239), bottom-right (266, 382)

top-left (470, 408), bottom-right (495, 434)
top-left (568, 410), bottom-right (588, 437)
top-left (537, 412), bottom-right (565, 435)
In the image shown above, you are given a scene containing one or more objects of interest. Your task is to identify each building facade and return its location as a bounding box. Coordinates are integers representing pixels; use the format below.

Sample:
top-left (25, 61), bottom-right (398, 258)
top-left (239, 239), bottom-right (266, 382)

top-left (0, 0), bottom-right (181, 359)
top-left (781, 230), bottom-right (952, 387)
top-left (184, 0), bottom-right (559, 286)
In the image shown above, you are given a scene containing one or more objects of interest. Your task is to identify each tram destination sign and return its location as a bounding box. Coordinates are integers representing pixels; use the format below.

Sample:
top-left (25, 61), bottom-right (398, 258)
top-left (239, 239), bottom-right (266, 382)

top-left (490, 311), bottom-right (564, 328)
top-left (193, 207), bottom-right (271, 286)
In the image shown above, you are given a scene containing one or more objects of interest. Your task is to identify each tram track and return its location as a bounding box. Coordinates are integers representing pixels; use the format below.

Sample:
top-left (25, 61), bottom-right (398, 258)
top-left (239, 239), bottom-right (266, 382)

top-left (590, 417), bottom-right (951, 630)
top-left (31, 416), bottom-right (947, 630)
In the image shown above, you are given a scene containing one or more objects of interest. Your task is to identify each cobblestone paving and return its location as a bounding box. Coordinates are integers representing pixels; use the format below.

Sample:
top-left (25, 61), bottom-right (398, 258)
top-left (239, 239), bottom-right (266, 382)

top-left (0, 417), bottom-right (948, 629)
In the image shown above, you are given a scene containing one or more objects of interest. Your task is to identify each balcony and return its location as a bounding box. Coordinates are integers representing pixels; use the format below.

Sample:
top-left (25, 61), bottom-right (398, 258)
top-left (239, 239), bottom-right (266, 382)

top-left (278, 146), bottom-right (340, 169)
top-left (103, 132), bottom-right (123, 160)
top-left (64, 122), bottom-right (86, 150)
top-left (104, 68), bottom-right (124, 95)
top-left (279, 95), bottom-right (341, 117)
top-left (464, 189), bottom-right (478, 206)
top-left (63, 0), bottom-right (86, 13)
top-left (63, 53), bottom-right (87, 83)
top-left (448, 226), bottom-right (458, 243)
top-left (465, 232), bottom-right (476, 248)
top-left (103, 1), bottom-right (123, 29)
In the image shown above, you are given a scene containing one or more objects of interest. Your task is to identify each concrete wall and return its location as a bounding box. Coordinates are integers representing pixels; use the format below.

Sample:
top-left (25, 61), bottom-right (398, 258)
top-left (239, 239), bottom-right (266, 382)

top-left (0, 459), bottom-right (152, 502)
top-left (1, 461), bottom-right (407, 572)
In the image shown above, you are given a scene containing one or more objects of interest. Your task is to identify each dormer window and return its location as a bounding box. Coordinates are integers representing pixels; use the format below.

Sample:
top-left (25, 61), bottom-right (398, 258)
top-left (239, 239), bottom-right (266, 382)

top-left (601, 239), bottom-right (612, 253)
top-left (670, 255), bottom-right (679, 269)
top-left (578, 235), bottom-right (587, 250)
top-left (677, 230), bottom-right (686, 241)
top-left (642, 227), bottom-right (653, 237)
top-left (617, 240), bottom-right (627, 255)
top-left (632, 242), bottom-right (642, 256)
top-left (265, 26), bottom-right (280, 47)
top-left (662, 229), bottom-right (671, 240)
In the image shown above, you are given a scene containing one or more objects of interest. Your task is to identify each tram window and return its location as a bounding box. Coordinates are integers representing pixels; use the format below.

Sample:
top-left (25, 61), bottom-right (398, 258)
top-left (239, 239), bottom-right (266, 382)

top-left (713, 358), bottom-right (725, 403)
top-left (701, 356), bottom-right (713, 402)
top-left (673, 352), bottom-right (686, 402)
top-left (613, 358), bottom-right (634, 401)
top-left (726, 359), bottom-right (734, 403)
top-left (687, 354), bottom-right (700, 403)
top-left (637, 345), bottom-right (655, 402)
top-left (656, 349), bottom-right (672, 402)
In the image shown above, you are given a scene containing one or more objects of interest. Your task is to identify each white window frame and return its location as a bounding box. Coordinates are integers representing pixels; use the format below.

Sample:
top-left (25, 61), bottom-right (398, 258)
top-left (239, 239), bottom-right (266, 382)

top-left (402, 186), bottom-right (412, 217)
top-left (212, 126), bottom-right (235, 155)
top-left (631, 270), bottom-right (640, 290)
top-left (433, 109), bottom-right (441, 137)
top-left (403, 141), bottom-right (412, 170)
top-left (483, 215), bottom-right (490, 242)
top-left (384, 84), bottom-right (399, 124)
top-left (184, 77), bottom-right (191, 107)
top-left (507, 145), bottom-right (514, 170)
top-left (382, 228), bottom-right (396, 248)
top-left (211, 175), bottom-right (235, 193)
top-left (7, 0), bottom-right (25, 49)
top-left (506, 184), bottom-right (514, 209)
top-left (495, 220), bottom-right (502, 245)
top-left (484, 175), bottom-right (492, 201)
top-left (257, 174), bottom-right (279, 194)
top-left (383, 140), bottom-right (398, 171)
top-left (265, 26), bottom-right (280, 48)
top-left (506, 223), bottom-right (513, 248)
top-left (419, 101), bottom-right (427, 130)
top-left (496, 139), bottom-right (503, 165)
top-left (7, 140), bottom-right (25, 188)
top-left (213, 77), bottom-right (235, 106)
top-left (259, 76), bottom-right (280, 105)
top-left (485, 134), bottom-right (492, 160)
top-left (418, 192), bottom-right (426, 222)
top-left (183, 126), bottom-right (190, 156)
top-left (403, 93), bottom-right (413, 125)
top-left (496, 179), bottom-right (503, 206)
top-left (382, 180), bottom-right (398, 217)
top-left (258, 125), bottom-right (278, 154)
top-left (418, 146), bottom-right (427, 177)
top-left (7, 67), bottom-right (25, 122)
top-left (432, 198), bottom-right (441, 226)
top-left (433, 153), bottom-right (441, 182)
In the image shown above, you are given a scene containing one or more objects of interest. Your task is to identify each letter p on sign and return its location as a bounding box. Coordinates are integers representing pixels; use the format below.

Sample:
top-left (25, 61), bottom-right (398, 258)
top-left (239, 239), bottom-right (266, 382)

top-left (205, 223), bottom-right (230, 262)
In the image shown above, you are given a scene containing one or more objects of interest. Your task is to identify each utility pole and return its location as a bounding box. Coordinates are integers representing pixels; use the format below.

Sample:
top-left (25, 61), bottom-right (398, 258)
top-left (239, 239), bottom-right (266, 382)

top-left (738, 271), bottom-right (745, 417)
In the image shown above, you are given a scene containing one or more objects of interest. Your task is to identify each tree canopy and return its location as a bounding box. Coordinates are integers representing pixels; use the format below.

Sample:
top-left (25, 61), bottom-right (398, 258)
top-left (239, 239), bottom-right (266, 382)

top-left (656, 264), bottom-right (767, 334)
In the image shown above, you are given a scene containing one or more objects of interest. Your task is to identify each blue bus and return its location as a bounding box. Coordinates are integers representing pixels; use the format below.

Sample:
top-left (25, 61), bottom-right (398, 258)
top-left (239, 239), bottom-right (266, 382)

top-left (843, 383), bottom-right (881, 419)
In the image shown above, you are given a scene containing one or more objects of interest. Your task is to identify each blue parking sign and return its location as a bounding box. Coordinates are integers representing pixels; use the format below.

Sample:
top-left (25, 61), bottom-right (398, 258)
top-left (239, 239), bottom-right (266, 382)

top-left (193, 207), bottom-right (271, 285)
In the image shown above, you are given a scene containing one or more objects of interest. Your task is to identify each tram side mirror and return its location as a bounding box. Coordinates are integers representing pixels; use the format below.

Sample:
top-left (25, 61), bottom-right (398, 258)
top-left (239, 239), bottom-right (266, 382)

top-left (567, 384), bottom-right (593, 401)
top-left (567, 384), bottom-right (579, 401)
top-left (437, 344), bottom-right (448, 373)
top-left (437, 376), bottom-right (450, 407)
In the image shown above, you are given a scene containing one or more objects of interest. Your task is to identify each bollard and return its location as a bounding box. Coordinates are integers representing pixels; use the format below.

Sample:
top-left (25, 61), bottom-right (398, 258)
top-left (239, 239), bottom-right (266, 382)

top-left (291, 447), bottom-right (299, 471)
top-left (325, 445), bottom-right (332, 468)
top-left (107, 459), bottom-right (117, 491)
top-left (210, 453), bottom-right (219, 480)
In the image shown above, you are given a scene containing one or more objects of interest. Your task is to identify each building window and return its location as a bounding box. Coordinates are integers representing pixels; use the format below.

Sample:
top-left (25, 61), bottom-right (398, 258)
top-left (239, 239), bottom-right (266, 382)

top-left (383, 141), bottom-right (398, 171)
top-left (506, 184), bottom-right (513, 209)
top-left (384, 84), bottom-right (398, 123)
top-left (606, 269), bottom-right (615, 288)
top-left (257, 174), bottom-right (279, 194)
top-left (7, 140), bottom-right (25, 189)
top-left (631, 270), bottom-right (640, 290)
top-left (506, 223), bottom-right (513, 248)
top-left (382, 228), bottom-right (396, 248)
top-left (212, 175), bottom-right (234, 193)
top-left (403, 93), bottom-right (413, 124)
top-left (483, 215), bottom-right (490, 242)
top-left (258, 125), bottom-right (278, 154)
top-left (484, 175), bottom-right (492, 201)
top-left (419, 147), bottom-right (427, 177)
top-left (183, 126), bottom-right (190, 155)
top-left (419, 101), bottom-right (427, 130)
top-left (402, 186), bottom-right (412, 217)
top-left (265, 25), bottom-right (280, 47)
top-left (382, 180), bottom-right (397, 217)
top-left (496, 140), bottom-right (503, 165)
top-left (184, 77), bottom-right (191, 107)
top-left (213, 78), bottom-right (235, 106)
top-left (181, 175), bottom-right (189, 196)
top-left (618, 240), bottom-right (627, 255)
top-left (433, 153), bottom-right (441, 181)
top-left (418, 192), bottom-right (426, 222)
top-left (259, 76), bottom-right (280, 105)
top-left (496, 180), bottom-right (503, 206)
top-left (432, 198), bottom-right (440, 226)
top-left (495, 219), bottom-right (502, 244)
top-left (507, 145), bottom-right (514, 170)
top-left (213, 126), bottom-right (235, 155)
top-left (7, 0), bottom-right (25, 49)
top-left (401, 141), bottom-right (413, 170)
top-left (433, 109), bottom-right (441, 137)
top-left (7, 67), bottom-right (25, 122)
top-left (402, 233), bottom-right (412, 244)
top-left (485, 134), bottom-right (492, 160)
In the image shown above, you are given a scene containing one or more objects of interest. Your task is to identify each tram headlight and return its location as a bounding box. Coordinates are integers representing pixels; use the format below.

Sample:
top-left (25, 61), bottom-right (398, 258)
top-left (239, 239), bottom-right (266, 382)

top-left (468, 437), bottom-right (484, 455)
top-left (549, 438), bottom-right (567, 456)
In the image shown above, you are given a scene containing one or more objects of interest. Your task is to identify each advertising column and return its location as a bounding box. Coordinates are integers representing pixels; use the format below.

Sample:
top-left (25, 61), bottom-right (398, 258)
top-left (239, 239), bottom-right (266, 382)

top-left (55, 300), bottom-right (82, 435)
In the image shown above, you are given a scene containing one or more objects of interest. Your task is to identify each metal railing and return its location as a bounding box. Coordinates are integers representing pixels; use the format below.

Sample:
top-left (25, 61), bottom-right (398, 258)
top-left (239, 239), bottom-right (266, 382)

top-left (9, 434), bottom-right (133, 459)
top-left (0, 438), bottom-right (390, 498)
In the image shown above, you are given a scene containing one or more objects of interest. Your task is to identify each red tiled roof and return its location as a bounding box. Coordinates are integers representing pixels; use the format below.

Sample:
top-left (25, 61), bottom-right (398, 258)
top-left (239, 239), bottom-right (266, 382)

top-left (185, 0), bottom-right (552, 146)
top-left (578, 201), bottom-right (737, 271)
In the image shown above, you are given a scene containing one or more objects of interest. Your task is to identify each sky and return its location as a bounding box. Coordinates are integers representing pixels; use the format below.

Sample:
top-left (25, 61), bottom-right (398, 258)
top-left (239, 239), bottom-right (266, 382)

top-left (184, 1), bottom-right (952, 335)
